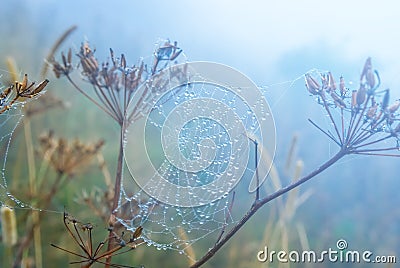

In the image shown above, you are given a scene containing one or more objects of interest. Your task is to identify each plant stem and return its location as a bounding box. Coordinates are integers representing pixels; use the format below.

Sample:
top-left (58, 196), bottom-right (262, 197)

top-left (105, 126), bottom-right (125, 267)
top-left (190, 149), bottom-right (346, 268)
top-left (111, 127), bottom-right (124, 214)
top-left (23, 118), bottom-right (42, 268)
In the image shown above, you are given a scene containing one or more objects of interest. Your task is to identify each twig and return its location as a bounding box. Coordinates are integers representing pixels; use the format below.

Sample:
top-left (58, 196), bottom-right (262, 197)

top-left (190, 149), bottom-right (346, 268)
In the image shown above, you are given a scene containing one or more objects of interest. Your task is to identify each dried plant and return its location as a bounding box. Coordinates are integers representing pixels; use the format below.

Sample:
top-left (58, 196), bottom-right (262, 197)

top-left (0, 74), bottom-right (49, 114)
top-left (190, 58), bottom-right (400, 267)
top-left (50, 40), bottom-right (183, 125)
top-left (10, 132), bottom-right (105, 267)
top-left (50, 40), bottom-right (184, 266)
top-left (51, 211), bottom-right (144, 268)
top-left (38, 131), bottom-right (104, 177)
top-left (305, 57), bottom-right (400, 157)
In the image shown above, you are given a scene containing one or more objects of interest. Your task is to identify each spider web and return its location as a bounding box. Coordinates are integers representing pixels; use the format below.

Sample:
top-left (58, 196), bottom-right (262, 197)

top-left (0, 89), bottom-right (26, 208)
top-left (116, 62), bottom-right (276, 258)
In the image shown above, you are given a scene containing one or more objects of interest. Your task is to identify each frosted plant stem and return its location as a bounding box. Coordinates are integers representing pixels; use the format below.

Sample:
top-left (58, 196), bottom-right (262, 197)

top-left (190, 149), bottom-right (346, 268)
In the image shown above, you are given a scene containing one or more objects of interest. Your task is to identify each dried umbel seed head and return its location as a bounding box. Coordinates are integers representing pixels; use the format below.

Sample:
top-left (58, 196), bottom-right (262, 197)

top-left (0, 206), bottom-right (18, 247)
top-left (38, 131), bottom-right (104, 176)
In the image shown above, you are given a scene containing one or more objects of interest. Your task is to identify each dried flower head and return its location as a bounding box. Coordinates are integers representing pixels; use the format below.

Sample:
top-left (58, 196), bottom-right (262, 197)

top-left (50, 48), bottom-right (73, 78)
top-left (38, 131), bottom-right (104, 176)
top-left (305, 58), bottom-right (400, 157)
top-left (0, 74), bottom-right (49, 114)
top-left (50, 40), bottom-right (185, 126)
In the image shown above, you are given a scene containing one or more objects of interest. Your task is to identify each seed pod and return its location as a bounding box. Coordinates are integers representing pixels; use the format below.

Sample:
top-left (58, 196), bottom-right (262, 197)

top-left (388, 99), bottom-right (400, 113)
top-left (62, 52), bottom-right (68, 67)
top-left (121, 54), bottom-right (127, 69)
top-left (365, 68), bottom-right (375, 89)
top-left (305, 73), bottom-right (320, 95)
top-left (327, 72), bottom-right (336, 92)
top-left (132, 226), bottom-right (143, 239)
top-left (330, 91), bottom-right (346, 108)
top-left (360, 57), bottom-right (372, 81)
top-left (351, 90), bottom-right (357, 109)
top-left (366, 103), bottom-right (378, 119)
top-left (381, 89), bottom-right (390, 111)
top-left (67, 48), bottom-right (72, 65)
top-left (21, 74), bottom-right (28, 89)
top-left (0, 206), bottom-right (18, 247)
top-left (374, 110), bottom-right (383, 122)
top-left (0, 86), bottom-right (12, 100)
top-left (339, 76), bottom-right (346, 96)
top-left (356, 84), bottom-right (367, 105)
top-left (31, 79), bottom-right (49, 96)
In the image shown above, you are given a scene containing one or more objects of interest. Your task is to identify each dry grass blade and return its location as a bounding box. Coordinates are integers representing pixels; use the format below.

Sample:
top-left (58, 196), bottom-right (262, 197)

top-left (284, 134), bottom-right (298, 174)
top-left (178, 227), bottom-right (196, 265)
top-left (285, 159), bottom-right (304, 219)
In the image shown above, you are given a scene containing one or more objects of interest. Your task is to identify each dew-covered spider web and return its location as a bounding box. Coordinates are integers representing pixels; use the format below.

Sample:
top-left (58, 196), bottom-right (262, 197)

top-left (0, 83), bottom-right (27, 208)
top-left (115, 61), bottom-right (277, 258)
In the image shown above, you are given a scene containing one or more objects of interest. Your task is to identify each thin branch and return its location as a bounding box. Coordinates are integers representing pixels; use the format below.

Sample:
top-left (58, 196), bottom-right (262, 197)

top-left (190, 149), bottom-right (346, 268)
top-left (320, 94), bottom-right (343, 145)
top-left (105, 126), bottom-right (125, 266)
top-left (352, 134), bottom-right (393, 149)
top-left (65, 75), bottom-right (119, 122)
top-left (308, 119), bottom-right (341, 146)
top-left (353, 152), bottom-right (400, 157)
top-left (352, 146), bottom-right (399, 153)
top-left (347, 95), bottom-right (371, 143)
